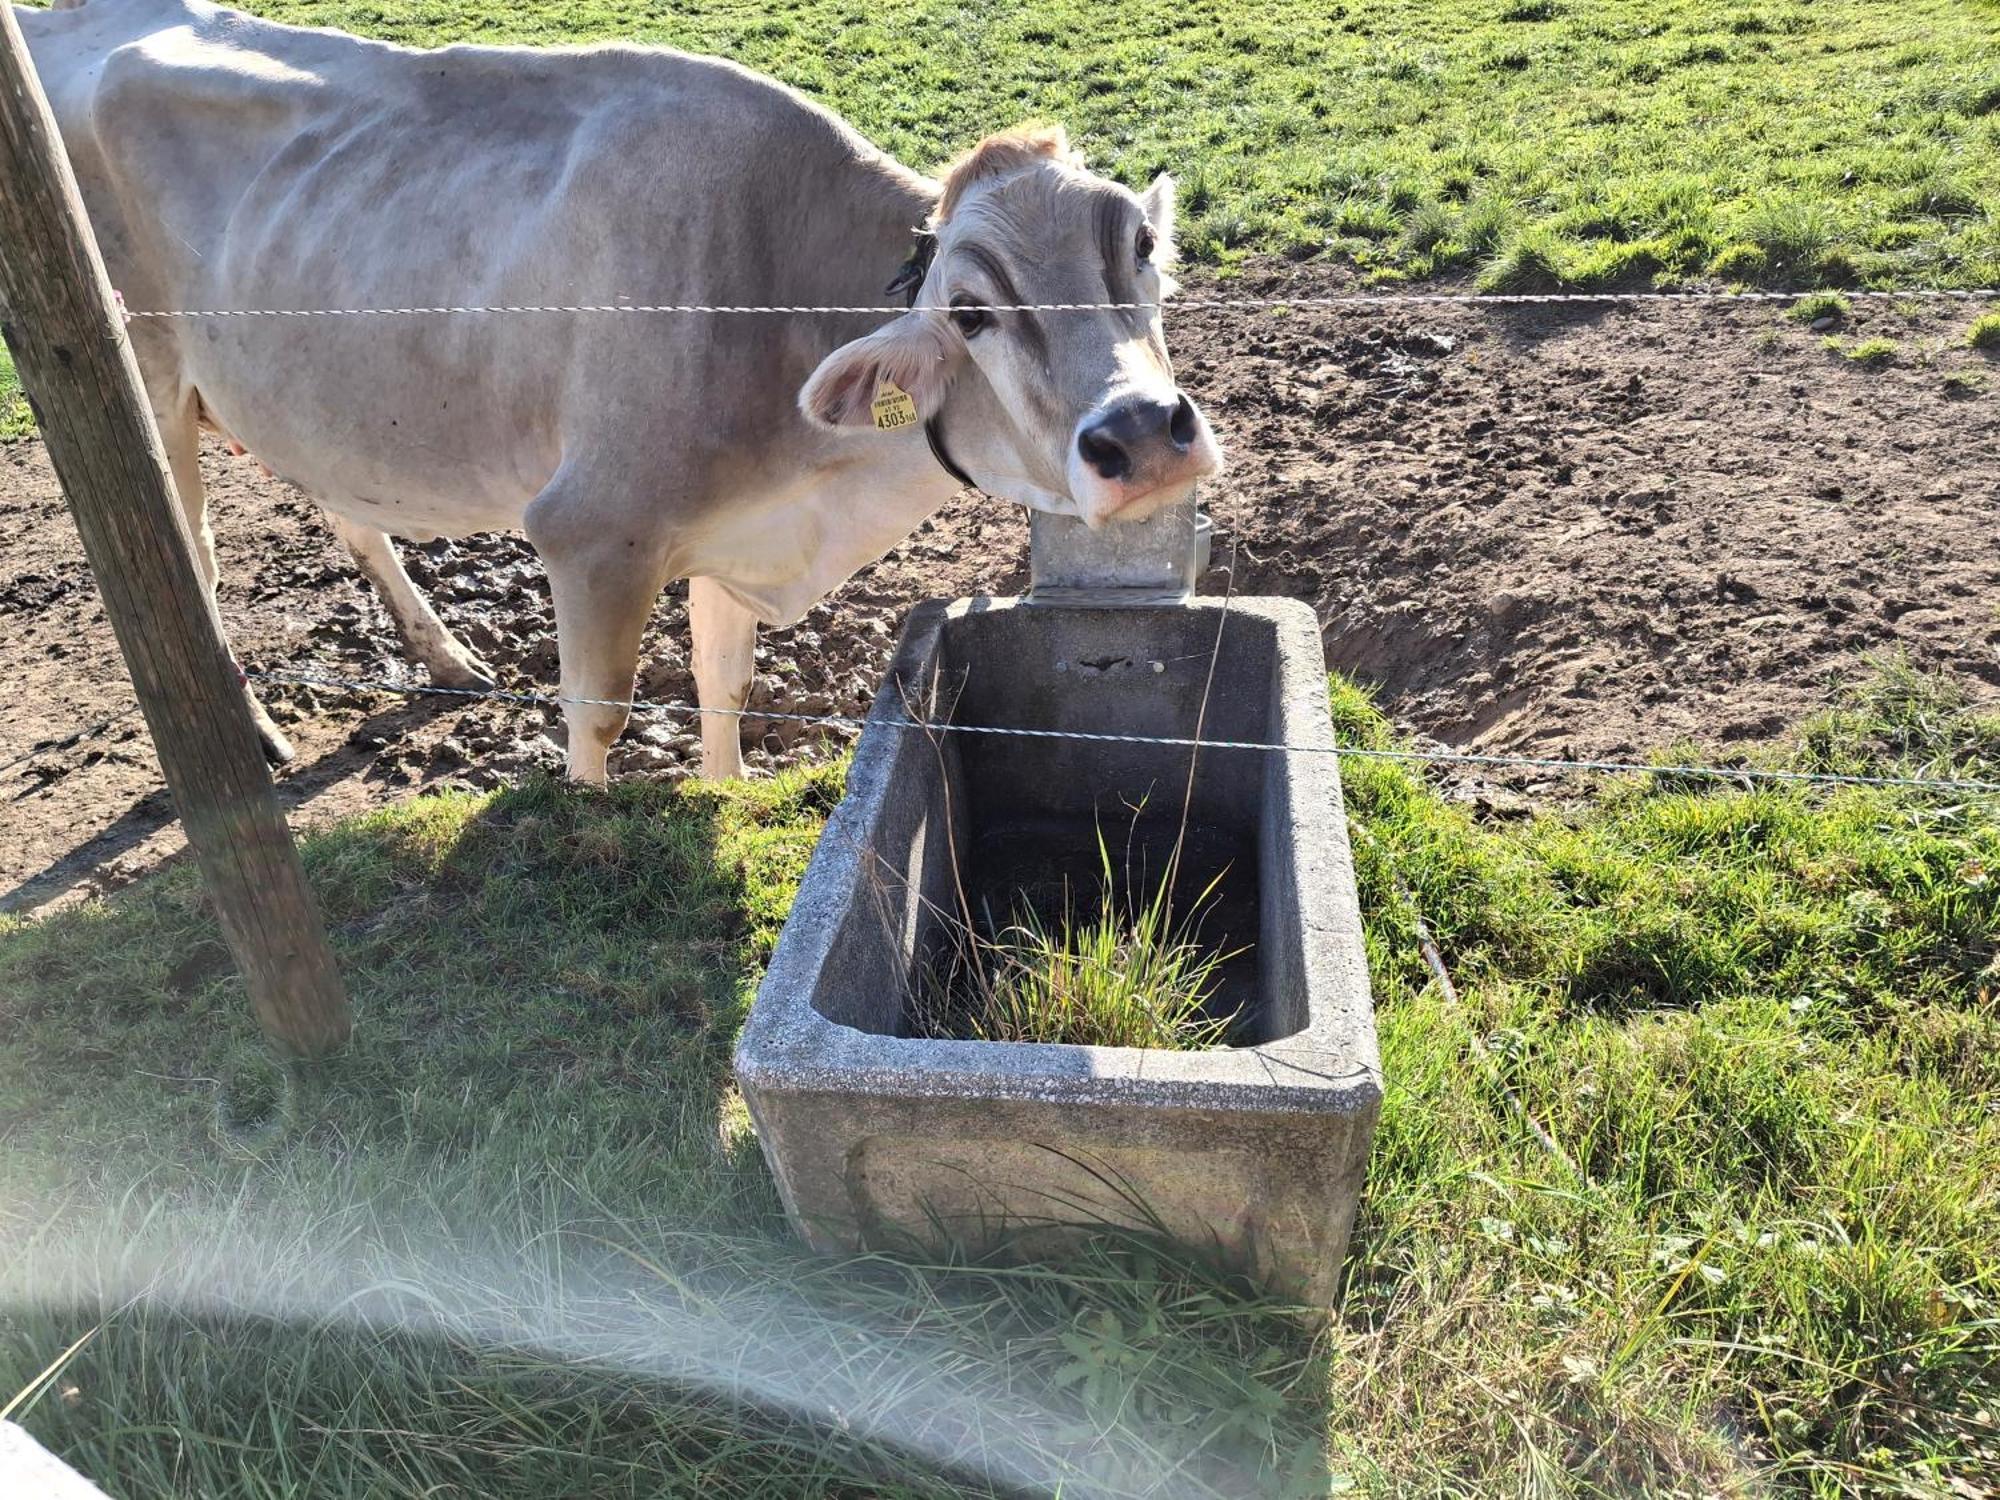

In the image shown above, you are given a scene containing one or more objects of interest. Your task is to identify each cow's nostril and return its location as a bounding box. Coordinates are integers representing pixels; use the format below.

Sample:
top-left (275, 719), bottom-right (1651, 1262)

top-left (1169, 394), bottom-right (1197, 449)
top-left (1077, 423), bottom-right (1131, 482)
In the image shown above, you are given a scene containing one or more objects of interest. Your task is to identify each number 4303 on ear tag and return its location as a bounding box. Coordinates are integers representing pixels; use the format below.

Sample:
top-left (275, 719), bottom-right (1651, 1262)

top-left (871, 381), bottom-right (919, 431)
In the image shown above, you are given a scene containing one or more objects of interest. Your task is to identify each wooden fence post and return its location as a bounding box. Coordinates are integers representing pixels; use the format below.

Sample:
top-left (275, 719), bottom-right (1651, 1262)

top-left (0, 2), bottom-right (350, 1056)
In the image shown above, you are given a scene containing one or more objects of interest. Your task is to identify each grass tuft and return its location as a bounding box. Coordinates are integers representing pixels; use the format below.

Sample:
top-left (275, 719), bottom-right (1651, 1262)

top-left (1736, 196), bottom-right (1840, 280)
top-left (1477, 229), bottom-right (1571, 293)
top-left (912, 826), bottom-right (1241, 1050)
top-left (1894, 177), bottom-right (1985, 221)
top-left (1967, 311), bottom-right (2000, 350)
top-left (1794, 657), bottom-right (2000, 782)
top-left (0, 347), bottom-right (32, 441)
top-left (1706, 241), bottom-right (1768, 282)
top-left (1399, 201), bottom-right (1457, 256)
top-left (1827, 335), bottom-right (1899, 366)
top-left (1787, 291), bottom-right (1849, 324)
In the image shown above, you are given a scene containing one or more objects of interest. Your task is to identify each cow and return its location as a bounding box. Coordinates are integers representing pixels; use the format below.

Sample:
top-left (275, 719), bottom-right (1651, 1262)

top-left (19, 0), bottom-right (1223, 781)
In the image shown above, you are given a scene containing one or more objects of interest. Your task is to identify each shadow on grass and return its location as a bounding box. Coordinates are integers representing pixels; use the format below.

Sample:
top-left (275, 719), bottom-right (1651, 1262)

top-left (0, 767), bottom-right (1330, 1499)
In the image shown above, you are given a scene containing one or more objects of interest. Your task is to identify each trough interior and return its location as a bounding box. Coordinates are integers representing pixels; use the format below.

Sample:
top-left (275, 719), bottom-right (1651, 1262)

top-left (823, 602), bottom-right (1310, 1048)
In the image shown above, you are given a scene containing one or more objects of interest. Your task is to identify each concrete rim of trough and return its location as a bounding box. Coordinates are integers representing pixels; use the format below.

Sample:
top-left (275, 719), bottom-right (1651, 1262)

top-left (735, 595), bottom-right (1382, 1117)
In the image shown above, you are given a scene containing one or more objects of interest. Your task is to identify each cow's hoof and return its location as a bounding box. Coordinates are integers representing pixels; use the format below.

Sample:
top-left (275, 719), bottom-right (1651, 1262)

top-left (430, 654), bottom-right (498, 693)
top-left (259, 723), bottom-right (297, 765)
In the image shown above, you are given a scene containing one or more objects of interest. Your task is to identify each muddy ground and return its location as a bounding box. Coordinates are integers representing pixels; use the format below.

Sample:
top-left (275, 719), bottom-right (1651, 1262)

top-left (4, 265), bottom-right (1997, 911)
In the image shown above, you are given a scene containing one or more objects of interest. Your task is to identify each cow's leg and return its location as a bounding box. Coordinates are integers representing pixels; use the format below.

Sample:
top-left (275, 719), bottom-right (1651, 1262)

top-left (526, 494), bottom-right (670, 785)
top-left (324, 515), bottom-right (495, 690)
top-left (160, 398), bottom-right (296, 763)
top-left (689, 577), bottom-right (759, 780)
top-left (164, 425), bottom-right (222, 596)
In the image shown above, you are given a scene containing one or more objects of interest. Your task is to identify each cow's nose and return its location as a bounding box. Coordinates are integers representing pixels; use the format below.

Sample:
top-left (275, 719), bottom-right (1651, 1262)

top-left (1076, 394), bottom-right (1198, 481)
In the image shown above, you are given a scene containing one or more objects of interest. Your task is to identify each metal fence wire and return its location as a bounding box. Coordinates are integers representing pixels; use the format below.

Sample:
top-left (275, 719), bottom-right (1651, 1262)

top-left (242, 667), bottom-right (2000, 799)
top-left (118, 286), bottom-right (2000, 319)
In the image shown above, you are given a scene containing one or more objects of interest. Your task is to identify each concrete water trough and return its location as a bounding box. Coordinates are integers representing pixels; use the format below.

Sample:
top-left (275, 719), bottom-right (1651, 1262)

top-left (735, 503), bottom-right (1381, 1307)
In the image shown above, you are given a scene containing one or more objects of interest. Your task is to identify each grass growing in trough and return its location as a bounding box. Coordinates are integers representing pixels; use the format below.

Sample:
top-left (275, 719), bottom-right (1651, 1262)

top-left (911, 823), bottom-right (1241, 1050)
top-left (235, 0), bottom-right (2000, 287)
top-left (3, 668), bottom-right (1997, 1494)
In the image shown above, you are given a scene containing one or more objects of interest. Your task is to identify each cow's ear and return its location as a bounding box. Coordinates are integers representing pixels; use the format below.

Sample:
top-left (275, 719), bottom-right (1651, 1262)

top-left (1140, 173), bottom-right (1179, 266)
top-left (799, 312), bottom-right (966, 431)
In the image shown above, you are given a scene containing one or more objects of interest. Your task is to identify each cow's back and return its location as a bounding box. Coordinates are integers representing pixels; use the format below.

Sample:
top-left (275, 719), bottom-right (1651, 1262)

top-left (24, 0), bottom-right (899, 310)
top-left (27, 0), bottom-right (377, 304)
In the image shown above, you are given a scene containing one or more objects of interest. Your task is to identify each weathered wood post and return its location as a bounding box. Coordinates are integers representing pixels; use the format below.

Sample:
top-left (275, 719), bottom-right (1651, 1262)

top-left (0, 2), bottom-right (350, 1055)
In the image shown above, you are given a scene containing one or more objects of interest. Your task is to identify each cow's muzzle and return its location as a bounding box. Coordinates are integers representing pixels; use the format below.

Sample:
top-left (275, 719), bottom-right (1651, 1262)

top-left (1070, 392), bottom-right (1222, 528)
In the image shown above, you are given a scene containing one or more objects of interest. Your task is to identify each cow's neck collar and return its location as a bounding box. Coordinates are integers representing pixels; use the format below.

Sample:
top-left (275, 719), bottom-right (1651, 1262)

top-left (923, 409), bottom-right (976, 490)
top-left (886, 227), bottom-right (976, 492)
top-left (884, 226), bottom-right (939, 303)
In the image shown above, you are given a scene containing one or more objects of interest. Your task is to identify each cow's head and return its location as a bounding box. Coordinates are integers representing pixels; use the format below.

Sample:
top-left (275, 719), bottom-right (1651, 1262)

top-left (800, 125), bottom-right (1222, 528)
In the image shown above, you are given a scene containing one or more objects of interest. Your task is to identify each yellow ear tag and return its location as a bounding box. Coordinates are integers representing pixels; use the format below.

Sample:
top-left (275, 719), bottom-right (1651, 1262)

top-left (871, 380), bottom-right (919, 431)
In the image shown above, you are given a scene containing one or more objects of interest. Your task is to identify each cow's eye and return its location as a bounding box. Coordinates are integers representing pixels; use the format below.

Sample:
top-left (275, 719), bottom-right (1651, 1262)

top-left (950, 300), bottom-right (991, 337)
top-left (1136, 225), bottom-right (1158, 264)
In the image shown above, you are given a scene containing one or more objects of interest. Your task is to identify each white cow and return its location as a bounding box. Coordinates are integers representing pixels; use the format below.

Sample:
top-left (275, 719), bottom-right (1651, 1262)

top-left (21, 0), bottom-right (1222, 779)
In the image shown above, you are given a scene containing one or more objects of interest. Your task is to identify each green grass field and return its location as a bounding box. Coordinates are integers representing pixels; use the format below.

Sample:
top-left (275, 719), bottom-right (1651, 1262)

top-left (239, 0), bottom-right (2000, 289)
top-left (4, 671), bottom-right (1996, 1495)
